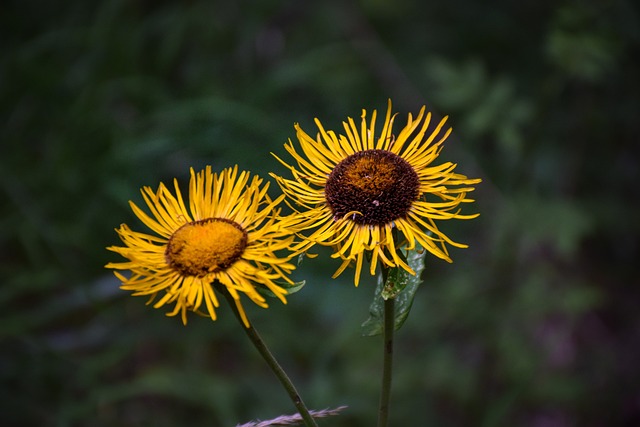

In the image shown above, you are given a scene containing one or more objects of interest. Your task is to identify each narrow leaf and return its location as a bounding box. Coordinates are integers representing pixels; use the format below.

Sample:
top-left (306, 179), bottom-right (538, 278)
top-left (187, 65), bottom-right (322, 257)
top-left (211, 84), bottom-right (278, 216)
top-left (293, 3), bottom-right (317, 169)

top-left (391, 245), bottom-right (426, 331)
top-left (256, 280), bottom-right (306, 299)
top-left (361, 244), bottom-right (426, 336)
top-left (381, 251), bottom-right (410, 300)
top-left (360, 270), bottom-right (387, 336)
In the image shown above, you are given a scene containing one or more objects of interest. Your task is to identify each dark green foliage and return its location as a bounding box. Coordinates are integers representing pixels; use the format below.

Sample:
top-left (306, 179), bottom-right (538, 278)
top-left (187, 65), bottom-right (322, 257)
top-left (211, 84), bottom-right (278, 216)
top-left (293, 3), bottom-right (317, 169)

top-left (1, 0), bottom-right (639, 426)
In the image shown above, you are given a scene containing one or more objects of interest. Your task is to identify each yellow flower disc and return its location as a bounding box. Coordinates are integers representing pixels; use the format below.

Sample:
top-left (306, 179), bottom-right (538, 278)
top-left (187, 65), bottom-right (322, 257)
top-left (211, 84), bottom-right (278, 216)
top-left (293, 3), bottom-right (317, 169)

top-left (165, 218), bottom-right (248, 277)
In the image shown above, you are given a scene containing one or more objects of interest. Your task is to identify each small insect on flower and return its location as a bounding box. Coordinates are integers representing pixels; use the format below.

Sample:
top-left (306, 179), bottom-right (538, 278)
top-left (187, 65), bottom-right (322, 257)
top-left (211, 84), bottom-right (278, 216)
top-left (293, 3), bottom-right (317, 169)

top-left (106, 166), bottom-right (300, 327)
top-left (271, 100), bottom-right (481, 286)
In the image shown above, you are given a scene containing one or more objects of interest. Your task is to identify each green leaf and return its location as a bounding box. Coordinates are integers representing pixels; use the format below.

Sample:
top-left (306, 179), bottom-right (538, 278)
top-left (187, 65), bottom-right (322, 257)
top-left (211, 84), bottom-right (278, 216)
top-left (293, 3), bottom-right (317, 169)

top-left (361, 244), bottom-right (426, 336)
top-left (256, 280), bottom-right (306, 299)
top-left (381, 251), bottom-right (411, 300)
top-left (252, 254), bottom-right (309, 299)
top-left (360, 273), bottom-right (389, 336)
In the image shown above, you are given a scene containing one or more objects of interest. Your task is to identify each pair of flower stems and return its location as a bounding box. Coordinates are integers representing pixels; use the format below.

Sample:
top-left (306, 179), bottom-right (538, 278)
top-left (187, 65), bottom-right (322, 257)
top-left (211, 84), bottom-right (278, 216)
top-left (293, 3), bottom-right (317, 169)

top-left (218, 276), bottom-right (396, 427)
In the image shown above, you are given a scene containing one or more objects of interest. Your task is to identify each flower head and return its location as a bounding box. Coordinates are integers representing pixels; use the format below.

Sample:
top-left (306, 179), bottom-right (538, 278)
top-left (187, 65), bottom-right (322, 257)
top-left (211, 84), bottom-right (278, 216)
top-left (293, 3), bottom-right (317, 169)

top-left (106, 166), bottom-right (297, 326)
top-left (272, 100), bottom-right (481, 285)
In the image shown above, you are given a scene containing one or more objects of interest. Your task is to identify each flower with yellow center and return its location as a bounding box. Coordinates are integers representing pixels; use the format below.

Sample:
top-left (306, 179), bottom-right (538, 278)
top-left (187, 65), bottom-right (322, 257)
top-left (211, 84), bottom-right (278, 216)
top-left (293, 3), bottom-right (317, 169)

top-left (271, 100), bottom-right (481, 286)
top-left (106, 165), bottom-right (298, 327)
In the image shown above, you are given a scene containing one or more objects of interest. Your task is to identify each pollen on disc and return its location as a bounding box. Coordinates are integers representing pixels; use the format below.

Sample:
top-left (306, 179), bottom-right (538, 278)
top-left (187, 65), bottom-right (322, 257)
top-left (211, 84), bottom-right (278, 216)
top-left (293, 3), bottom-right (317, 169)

top-left (324, 149), bottom-right (419, 226)
top-left (165, 218), bottom-right (248, 276)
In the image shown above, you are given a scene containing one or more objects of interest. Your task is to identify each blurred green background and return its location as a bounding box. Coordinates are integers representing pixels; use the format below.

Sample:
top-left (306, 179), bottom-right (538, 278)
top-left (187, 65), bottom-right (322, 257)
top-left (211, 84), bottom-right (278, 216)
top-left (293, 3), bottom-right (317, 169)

top-left (2, 0), bottom-right (639, 426)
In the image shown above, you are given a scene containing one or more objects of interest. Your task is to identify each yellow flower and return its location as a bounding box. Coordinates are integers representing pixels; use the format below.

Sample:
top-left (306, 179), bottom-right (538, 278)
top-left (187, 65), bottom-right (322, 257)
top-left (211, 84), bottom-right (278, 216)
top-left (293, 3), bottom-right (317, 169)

top-left (271, 100), bottom-right (481, 286)
top-left (106, 165), bottom-right (297, 327)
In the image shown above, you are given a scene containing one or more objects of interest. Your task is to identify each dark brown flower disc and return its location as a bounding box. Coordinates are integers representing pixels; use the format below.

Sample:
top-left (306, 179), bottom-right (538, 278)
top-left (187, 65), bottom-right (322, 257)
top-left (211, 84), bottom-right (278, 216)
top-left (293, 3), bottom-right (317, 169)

top-left (324, 149), bottom-right (420, 226)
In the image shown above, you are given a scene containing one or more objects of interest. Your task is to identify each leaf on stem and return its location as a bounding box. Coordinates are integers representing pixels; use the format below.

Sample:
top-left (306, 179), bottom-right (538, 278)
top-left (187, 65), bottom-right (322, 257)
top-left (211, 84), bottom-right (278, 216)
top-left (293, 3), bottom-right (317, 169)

top-left (361, 244), bottom-right (426, 336)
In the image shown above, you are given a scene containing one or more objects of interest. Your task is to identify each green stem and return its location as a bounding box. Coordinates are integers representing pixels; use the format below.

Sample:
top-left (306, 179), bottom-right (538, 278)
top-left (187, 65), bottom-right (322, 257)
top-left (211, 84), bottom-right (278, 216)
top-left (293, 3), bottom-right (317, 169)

top-left (377, 292), bottom-right (395, 427)
top-left (217, 285), bottom-right (319, 427)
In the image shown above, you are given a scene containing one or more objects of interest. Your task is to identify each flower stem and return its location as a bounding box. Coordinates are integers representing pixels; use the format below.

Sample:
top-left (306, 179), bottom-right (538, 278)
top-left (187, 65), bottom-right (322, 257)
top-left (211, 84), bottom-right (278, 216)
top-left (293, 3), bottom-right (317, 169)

top-left (377, 293), bottom-right (395, 427)
top-left (217, 285), bottom-right (319, 427)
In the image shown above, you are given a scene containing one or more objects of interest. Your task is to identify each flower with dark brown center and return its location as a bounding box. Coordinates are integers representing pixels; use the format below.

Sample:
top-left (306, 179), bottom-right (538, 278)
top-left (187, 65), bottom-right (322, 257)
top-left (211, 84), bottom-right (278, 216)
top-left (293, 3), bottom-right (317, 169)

top-left (271, 100), bottom-right (481, 285)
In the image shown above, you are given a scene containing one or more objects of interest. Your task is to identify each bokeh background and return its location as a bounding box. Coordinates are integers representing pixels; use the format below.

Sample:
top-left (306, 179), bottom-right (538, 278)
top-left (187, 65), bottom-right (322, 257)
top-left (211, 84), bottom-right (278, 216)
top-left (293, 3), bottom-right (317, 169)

top-left (2, 0), bottom-right (639, 426)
